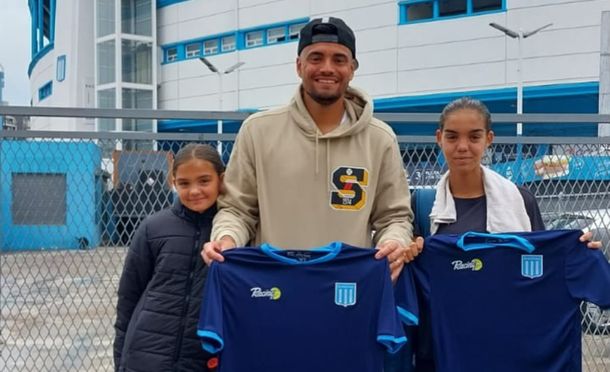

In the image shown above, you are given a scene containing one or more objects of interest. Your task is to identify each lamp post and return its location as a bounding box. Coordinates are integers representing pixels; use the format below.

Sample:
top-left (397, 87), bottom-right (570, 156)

top-left (199, 57), bottom-right (245, 154)
top-left (489, 22), bottom-right (553, 136)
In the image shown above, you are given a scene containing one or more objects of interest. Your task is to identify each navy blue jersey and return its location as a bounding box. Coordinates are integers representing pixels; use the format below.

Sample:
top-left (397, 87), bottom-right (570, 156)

top-left (412, 229), bottom-right (610, 372)
top-left (197, 242), bottom-right (419, 372)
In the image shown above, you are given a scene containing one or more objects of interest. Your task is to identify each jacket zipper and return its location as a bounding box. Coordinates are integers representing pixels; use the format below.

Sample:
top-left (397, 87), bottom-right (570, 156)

top-left (173, 230), bottom-right (201, 369)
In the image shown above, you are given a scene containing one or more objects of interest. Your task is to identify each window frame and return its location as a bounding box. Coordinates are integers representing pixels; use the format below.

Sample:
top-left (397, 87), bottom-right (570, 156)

top-left (56, 55), bottom-right (66, 82)
top-left (203, 39), bottom-right (219, 55)
top-left (185, 42), bottom-right (201, 58)
top-left (266, 26), bottom-right (287, 44)
top-left (166, 47), bottom-right (178, 62)
top-left (221, 35), bottom-right (236, 52)
top-left (159, 18), bottom-right (309, 64)
top-left (398, 0), bottom-right (504, 24)
top-left (38, 81), bottom-right (53, 101)
top-left (288, 23), bottom-right (306, 40)
top-left (245, 30), bottom-right (264, 48)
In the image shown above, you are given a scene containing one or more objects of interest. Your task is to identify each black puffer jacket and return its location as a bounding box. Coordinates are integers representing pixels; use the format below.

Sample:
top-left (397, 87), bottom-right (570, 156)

top-left (114, 201), bottom-right (215, 372)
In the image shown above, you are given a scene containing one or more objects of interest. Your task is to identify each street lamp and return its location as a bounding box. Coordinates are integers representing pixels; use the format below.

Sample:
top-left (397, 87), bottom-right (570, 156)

top-left (489, 22), bottom-right (553, 136)
top-left (199, 57), bottom-right (245, 154)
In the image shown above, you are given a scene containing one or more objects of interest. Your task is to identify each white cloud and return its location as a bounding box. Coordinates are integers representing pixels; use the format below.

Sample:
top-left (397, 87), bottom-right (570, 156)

top-left (0, 0), bottom-right (32, 105)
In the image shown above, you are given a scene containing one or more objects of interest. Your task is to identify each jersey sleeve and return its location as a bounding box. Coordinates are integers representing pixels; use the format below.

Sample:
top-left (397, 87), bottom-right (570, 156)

top-left (376, 264), bottom-right (418, 354)
top-left (197, 262), bottom-right (225, 354)
top-left (394, 264), bottom-right (419, 326)
top-left (565, 234), bottom-right (610, 309)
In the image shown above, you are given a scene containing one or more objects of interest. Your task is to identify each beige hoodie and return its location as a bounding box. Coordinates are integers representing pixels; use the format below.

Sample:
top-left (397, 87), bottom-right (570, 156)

top-left (211, 86), bottom-right (413, 249)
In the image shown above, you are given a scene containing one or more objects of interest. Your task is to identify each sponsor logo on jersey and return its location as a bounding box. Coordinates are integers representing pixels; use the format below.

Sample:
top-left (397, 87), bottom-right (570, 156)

top-left (330, 166), bottom-right (369, 210)
top-left (335, 282), bottom-right (357, 307)
top-left (521, 255), bottom-right (543, 278)
top-left (250, 287), bottom-right (282, 300)
top-left (452, 258), bottom-right (483, 271)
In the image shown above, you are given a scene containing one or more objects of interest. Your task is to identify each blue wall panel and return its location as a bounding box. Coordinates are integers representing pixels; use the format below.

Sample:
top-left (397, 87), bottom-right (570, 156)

top-left (1, 140), bottom-right (102, 251)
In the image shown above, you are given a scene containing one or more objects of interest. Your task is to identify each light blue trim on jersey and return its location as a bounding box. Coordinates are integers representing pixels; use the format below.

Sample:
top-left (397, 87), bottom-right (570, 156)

top-left (378, 335), bottom-right (407, 354)
top-left (457, 232), bottom-right (535, 253)
top-left (260, 241), bottom-right (342, 265)
top-left (397, 307), bottom-right (419, 326)
top-left (197, 330), bottom-right (224, 354)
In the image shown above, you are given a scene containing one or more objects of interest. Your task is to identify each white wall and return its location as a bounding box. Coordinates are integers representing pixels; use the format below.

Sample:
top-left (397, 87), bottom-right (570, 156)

top-left (155, 0), bottom-right (610, 111)
top-left (30, 0), bottom-right (610, 130)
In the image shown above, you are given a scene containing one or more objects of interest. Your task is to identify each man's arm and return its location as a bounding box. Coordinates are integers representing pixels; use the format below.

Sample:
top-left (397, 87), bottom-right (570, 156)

top-left (211, 121), bottom-right (259, 247)
top-left (371, 136), bottom-right (414, 246)
top-left (369, 135), bottom-right (417, 281)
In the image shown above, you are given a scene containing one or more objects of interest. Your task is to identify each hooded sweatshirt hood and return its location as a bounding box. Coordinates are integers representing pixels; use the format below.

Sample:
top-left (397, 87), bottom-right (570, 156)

top-left (291, 85), bottom-right (373, 140)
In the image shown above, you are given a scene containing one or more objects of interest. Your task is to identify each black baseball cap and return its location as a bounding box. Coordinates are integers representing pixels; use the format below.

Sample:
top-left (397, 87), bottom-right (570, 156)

top-left (298, 17), bottom-right (358, 67)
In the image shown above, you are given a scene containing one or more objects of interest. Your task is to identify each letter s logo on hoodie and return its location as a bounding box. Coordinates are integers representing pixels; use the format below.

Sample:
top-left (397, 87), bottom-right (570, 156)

top-left (330, 167), bottom-right (369, 210)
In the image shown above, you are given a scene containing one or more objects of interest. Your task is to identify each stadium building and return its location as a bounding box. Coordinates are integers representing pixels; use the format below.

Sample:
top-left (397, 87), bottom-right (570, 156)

top-left (26, 0), bottom-right (610, 137)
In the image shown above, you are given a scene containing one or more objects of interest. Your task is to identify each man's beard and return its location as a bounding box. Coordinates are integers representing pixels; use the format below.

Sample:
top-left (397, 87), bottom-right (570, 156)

top-left (305, 89), bottom-right (342, 106)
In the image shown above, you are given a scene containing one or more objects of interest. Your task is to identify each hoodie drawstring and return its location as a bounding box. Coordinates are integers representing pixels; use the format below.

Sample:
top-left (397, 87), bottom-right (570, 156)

top-left (314, 132), bottom-right (331, 191)
top-left (315, 130), bottom-right (320, 175)
top-left (326, 139), bottom-right (331, 192)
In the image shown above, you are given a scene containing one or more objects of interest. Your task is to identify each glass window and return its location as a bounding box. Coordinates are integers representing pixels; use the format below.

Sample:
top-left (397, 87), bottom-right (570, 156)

top-left (122, 88), bottom-right (153, 149)
top-left (97, 40), bottom-right (115, 84)
top-left (97, 0), bottom-right (115, 37)
top-left (97, 88), bottom-right (116, 135)
top-left (12, 173), bottom-right (66, 225)
top-left (122, 40), bottom-right (152, 84)
top-left (56, 55), bottom-right (66, 82)
top-left (38, 81), bottom-right (53, 101)
top-left (31, 0), bottom-right (56, 55)
top-left (122, 88), bottom-right (153, 135)
top-left (166, 47), bottom-right (178, 62)
top-left (406, 2), bottom-right (434, 21)
top-left (267, 27), bottom-right (286, 44)
top-left (439, 0), bottom-right (467, 17)
top-left (245, 31), bottom-right (263, 48)
top-left (121, 0), bottom-right (152, 36)
top-left (204, 39), bottom-right (219, 55)
top-left (186, 43), bottom-right (201, 58)
top-left (472, 0), bottom-right (502, 12)
top-left (289, 23), bottom-right (305, 40)
top-left (97, 88), bottom-right (116, 109)
top-left (221, 35), bottom-right (236, 52)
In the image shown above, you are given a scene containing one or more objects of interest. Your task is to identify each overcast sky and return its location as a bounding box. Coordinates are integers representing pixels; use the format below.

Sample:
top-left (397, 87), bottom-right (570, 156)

top-left (0, 0), bottom-right (31, 105)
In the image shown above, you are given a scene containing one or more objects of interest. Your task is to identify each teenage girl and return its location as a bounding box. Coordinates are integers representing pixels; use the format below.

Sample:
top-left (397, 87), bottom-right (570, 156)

top-left (412, 97), bottom-right (601, 372)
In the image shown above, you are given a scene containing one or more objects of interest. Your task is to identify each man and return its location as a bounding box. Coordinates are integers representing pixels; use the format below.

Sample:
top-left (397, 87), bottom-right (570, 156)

top-left (202, 17), bottom-right (420, 280)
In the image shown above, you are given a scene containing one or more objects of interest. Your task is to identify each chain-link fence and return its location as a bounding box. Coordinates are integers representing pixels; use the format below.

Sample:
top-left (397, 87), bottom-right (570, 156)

top-left (1, 116), bottom-right (610, 370)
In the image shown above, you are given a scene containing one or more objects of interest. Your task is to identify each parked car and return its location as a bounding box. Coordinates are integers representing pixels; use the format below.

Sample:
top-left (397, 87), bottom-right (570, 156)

top-left (545, 209), bottom-right (610, 334)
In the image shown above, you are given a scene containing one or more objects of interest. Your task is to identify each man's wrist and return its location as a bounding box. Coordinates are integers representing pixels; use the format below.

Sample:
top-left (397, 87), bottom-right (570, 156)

top-left (219, 235), bottom-right (236, 246)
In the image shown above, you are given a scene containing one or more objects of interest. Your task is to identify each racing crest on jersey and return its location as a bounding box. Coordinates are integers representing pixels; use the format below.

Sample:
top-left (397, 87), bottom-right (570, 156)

top-left (521, 255), bottom-right (543, 279)
top-left (335, 282), bottom-right (357, 307)
top-left (330, 166), bottom-right (369, 211)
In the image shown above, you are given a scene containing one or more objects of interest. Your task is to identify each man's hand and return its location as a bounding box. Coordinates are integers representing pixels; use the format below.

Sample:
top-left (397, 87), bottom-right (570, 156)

top-left (375, 238), bottom-right (424, 282)
top-left (375, 240), bottom-right (405, 283)
top-left (580, 231), bottom-right (602, 249)
top-left (201, 236), bottom-right (236, 265)
top-left (404, 236), bottom-right (424, 262)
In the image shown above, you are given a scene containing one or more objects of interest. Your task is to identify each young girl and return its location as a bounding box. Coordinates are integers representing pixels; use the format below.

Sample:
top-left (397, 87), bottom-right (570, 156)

top-left (411, 97), bottom-right (600, 372)
top-left (113, 144), bottom-right (224, 372)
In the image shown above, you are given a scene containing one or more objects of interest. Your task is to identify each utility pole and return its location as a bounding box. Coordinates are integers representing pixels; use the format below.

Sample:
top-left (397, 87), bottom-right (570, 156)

top-left (199, 57), bottom-right (245, 154)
